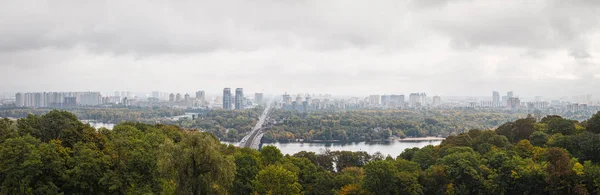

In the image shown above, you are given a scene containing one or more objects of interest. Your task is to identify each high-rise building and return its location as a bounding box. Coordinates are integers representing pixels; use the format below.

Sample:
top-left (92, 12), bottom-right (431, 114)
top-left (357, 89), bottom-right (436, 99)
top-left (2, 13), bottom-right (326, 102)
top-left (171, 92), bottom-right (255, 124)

top-left (176, 93), bottom-right (182, 102)
top-left (409, 93), bottom-right (421, 106)
top-left (223, 88), bottom-right (232, 109)
top-left (79, 92), bottom-right (101, 106)
top-left (433, 96), bottom-right (441, 107)
top-left (369, 95), bottom-right (381, 106)
top-left (296, 94), bottom-right (303, 104)
top-left (396, 95), bottom-right (405, 107)
top-left (235, 88), bottom-right (244, 110)
top-left (508, 97), bottom-right (520, 109)
top-left (184, 93), bottom-right (190, 102)
top-left (196, 91), bottom-right (206, 102)
top-left (255, 93), bottom-right (263, 104)
top-left (507, 91), bottom-right (514, 98)
top-left (493, 91), bottom-right (500, 107)
top-left (152, 91), bottom-right (160, 98)
top-left (63, 97), bottom-right (77, 108)
top-left (282, 93), bottom-right (292, 104)
top-left (169, 93), bottom-right (175, 102)
top-left (15, 93), bottom-right (23, 107)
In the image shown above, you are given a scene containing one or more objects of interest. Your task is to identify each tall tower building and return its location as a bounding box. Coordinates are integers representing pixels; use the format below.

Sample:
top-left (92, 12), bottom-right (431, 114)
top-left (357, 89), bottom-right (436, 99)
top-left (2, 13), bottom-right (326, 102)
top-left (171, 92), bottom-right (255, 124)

top-left (235, 88), bottom-right (244, 110)
top-left (255, 93), bottom-right (263, 103)
top-left (433, 96), bottom-right (442, 107)
top-left (15, 93), bottom-right (23, 107)
top-left (223, 88), bottom-right (232, 109)
top-left (175, 93), bottom-right (182, 102)
top-left (169, 93), bottom-right (175, 102)
top-left (493, 91), bottom-right (500, 107)
top-left (196, 90), bottom-right (206, 102)
top-left (507, 91), bottom-right (514, 98)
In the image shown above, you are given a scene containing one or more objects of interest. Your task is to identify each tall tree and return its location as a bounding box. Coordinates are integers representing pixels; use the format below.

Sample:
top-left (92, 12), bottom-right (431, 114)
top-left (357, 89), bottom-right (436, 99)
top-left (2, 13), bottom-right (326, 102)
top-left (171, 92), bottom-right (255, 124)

top-left (0, 135), bottom-right (43, 194)
top-left (159, 132), bottom-right (235, 195)
top-left (253, 165), bottom-right (302, 195)
top-left (587, 111), bottom-right (600, 134)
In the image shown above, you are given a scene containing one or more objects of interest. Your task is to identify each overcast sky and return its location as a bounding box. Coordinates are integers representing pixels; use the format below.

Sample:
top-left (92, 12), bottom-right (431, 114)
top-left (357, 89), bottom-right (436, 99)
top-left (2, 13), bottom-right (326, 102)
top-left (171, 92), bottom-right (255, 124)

top-left (1, 0), bottom-right (599, 98)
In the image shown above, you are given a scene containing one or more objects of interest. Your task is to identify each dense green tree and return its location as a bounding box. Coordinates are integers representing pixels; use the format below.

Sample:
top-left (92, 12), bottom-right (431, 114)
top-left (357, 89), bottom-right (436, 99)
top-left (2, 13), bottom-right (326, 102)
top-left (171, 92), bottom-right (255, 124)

top-left (496, 116), bottom-right (536, 143)
top-left (65, 142), bottom-right (109, 194)
top-left (587, 111), bottom-right (600, 134)
top-left (0, 135), bottom-right (43, 194)
top-left (159, 132), bottom-right (235, 195)
top-left (411, 145), bottom-right (438, 169)
top-left (332, 151), bottom-right (370, 171)
top-left (362, 160), bottom-right (399, 194)
top-left (253, 165), bottom-right (302, 195)
top-left (398, 147), bottom-right (419, 161)
top-left (362, 160), bottom-right (422, 195)
top-left (545, 147), bottom-right (575, 194)
top-left (261, 145), bottom-right (284, 166)
top-left (436, 150), bottom-right (485, 194)
top-left (530, 131), bottom-right (549, 146)
top-left (232, 149), bottom-right (261, 194)
top-left (543, 116), bottom-right (577, 135)
top-left (582, 161), bottom-right (600, 194)
top-left (0, 118), bottom-right (16, 143)
top-left (293, 151), bottom-right (334, 172)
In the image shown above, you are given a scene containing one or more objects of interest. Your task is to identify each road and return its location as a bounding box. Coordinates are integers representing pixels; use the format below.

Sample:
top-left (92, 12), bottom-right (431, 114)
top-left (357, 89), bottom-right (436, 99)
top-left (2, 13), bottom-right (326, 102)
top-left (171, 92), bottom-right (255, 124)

top-left (238, 101), bottom-right (272, 149)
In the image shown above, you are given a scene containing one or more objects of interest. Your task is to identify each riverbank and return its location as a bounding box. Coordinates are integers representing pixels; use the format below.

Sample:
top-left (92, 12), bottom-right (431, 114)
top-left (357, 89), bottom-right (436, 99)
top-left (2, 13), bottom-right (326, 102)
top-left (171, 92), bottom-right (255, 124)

top-left (396, 136), bottom-right (446, 141)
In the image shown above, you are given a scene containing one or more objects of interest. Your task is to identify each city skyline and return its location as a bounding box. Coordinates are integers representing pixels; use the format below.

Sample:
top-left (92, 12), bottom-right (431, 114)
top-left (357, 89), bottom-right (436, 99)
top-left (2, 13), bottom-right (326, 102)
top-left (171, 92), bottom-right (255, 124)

top-left (1, 1), bottom-right (599, 97)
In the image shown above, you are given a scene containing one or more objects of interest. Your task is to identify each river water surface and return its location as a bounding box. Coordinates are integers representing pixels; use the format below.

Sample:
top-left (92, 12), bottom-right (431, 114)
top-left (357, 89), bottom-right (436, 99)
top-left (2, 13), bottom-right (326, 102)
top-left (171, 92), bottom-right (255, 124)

top-left (87, 122), bottom-right (441, 157)
top-left (223, 140), bottom-right (442, 157)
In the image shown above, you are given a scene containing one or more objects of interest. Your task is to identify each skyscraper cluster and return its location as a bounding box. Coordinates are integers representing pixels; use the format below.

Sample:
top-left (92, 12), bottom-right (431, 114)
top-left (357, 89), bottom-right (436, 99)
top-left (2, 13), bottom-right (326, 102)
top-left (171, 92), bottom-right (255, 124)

top-left (15, 92), bottom-right (101, 108)
top-left (222, 88), bottom-right (246, 110)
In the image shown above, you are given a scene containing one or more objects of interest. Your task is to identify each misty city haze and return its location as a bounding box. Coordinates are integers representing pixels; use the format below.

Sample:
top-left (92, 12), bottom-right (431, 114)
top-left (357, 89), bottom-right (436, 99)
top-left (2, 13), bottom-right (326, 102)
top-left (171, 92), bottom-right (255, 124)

top-left (4, 1), bottom-right (600, 194)
top-left (1, 0), bottom-right (599, 98)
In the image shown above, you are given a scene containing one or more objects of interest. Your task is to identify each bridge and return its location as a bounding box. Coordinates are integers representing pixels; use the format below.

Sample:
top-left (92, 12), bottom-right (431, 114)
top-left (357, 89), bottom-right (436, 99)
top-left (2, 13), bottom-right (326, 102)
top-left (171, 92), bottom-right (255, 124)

top-left (238, 101), bottom-right (272, 149)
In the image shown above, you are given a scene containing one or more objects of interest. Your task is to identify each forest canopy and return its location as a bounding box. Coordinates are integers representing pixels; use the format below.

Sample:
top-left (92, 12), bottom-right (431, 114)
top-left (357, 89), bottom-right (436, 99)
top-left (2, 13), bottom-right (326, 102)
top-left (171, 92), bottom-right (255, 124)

top-left (1, 110), bottom-right (600, 194)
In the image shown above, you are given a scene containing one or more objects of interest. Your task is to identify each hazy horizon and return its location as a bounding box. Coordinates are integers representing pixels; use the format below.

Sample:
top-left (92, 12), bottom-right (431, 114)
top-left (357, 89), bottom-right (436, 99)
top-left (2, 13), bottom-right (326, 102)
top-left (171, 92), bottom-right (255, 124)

top-left (1, 0), bottom-right (599, 98)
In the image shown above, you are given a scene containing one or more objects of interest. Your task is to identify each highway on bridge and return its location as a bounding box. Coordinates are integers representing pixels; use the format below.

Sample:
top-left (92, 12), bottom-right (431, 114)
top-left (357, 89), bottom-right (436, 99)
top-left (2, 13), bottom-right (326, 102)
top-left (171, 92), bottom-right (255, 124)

top-left (238, 101), bottom-right (272, 149)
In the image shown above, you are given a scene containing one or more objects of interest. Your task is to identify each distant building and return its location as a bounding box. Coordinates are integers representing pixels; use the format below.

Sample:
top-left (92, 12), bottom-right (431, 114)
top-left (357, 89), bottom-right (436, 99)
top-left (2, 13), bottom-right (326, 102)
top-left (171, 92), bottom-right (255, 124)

top-left (409, 93), bottom-right (421, 106)
top-left (63, 97), bottom-right (77, 108)
top-left (169, 93), bottom-right (175, 102)
top-left (184, 93), bottom-right (190, 102)
top-left (255, 93), bottom-right (263, 103)
top-left (196, 90), bottom-right (206, 102)
top-left (79, 92), bottom-right (101, 106)
top-left (235, 88), bottom-right (244, 110)
top-left (152, 91), bottom-right (160, 98)
top-left (433, 96), bottom-right (441, 107)
top-left (175, 93), bottom-right (182, 102)
top-left (493, 91), bottom-right (500, 107)
top-left (122, 97), bottom-right (129, 107)
top-left (369, 95), bottom-right (381, 106)
top-left (296, 94), bottom-right (303, 104)
top-left (223, 88), bottom-right (232, 109)
top-left (282, 93), bottom-right (292, 104)
top-left (15, 93), bottom-right (23, 107)
top-left (508, 97), bottom-right (520, 109)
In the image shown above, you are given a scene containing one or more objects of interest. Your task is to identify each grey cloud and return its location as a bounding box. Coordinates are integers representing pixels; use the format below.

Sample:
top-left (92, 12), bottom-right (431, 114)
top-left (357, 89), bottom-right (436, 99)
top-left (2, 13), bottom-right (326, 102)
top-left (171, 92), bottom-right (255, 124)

top-left (1, 0), bottom-right (600, 98)
top-left (570, 50), bottom-right (592, 59)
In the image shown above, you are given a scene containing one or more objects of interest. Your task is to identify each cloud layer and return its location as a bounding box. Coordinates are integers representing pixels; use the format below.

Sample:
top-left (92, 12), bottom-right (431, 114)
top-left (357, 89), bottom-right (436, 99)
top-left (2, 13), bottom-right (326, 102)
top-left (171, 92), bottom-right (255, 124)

top-left (1, 0), bottom-right (599, 98)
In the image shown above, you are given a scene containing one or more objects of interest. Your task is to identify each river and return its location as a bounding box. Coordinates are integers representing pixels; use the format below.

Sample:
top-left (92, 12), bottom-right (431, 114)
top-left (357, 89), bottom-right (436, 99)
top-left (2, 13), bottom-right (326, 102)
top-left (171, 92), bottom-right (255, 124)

top-left (223, 140), bottom-right (442, 157)
top-left (85, 121), bottom-right (442, 157)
